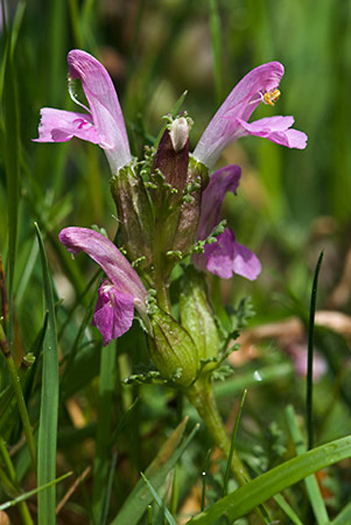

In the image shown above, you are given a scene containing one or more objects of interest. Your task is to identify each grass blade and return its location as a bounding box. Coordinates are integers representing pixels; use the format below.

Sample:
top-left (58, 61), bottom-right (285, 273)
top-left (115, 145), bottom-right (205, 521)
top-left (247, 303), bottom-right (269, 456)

top-left (35, 223), bottom-right (59, 525)
top-left (286, 404), bottom-right (330, 525)
top-left (209, 0), bottom-right (222, 105)
top-left (331, 501), bottom-right (351, 525)
top-left (223, 389), bottom-right (247, 497)
top-left (3, 39), bottom-right (21, 314)
top-left (92, 341), bottom-right (117, 523)
top-left (187, 435), bottom-right (351, 524)
top-left (140, 473), bottom-right (178, 525)
top-left (274, 493), bottom-right (304, 525)
top-left (307, 250), bottom-right (324, 450)
top-left (100, 451), bottom-right (118, 525)
top-left (110, 418), bottom-right (199, 525)
top-left (0, 325), bottom-right (36, 468)
top-left (0, 472), bottom-right (72, 512)
top-left (201, 449), bottom-right (212, 512)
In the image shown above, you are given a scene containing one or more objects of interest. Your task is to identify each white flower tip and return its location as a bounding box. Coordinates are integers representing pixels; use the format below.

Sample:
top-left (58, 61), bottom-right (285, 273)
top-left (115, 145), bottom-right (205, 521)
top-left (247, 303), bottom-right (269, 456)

top-left (170, 117), bottom-right (189, 152)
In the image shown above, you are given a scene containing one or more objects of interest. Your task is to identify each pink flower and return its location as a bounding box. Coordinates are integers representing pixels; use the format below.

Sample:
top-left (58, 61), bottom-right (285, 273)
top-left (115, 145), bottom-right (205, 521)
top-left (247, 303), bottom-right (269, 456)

top-left (192, 165), bottom-right (261, 280)
top-left (193, 62), bottom-right (307, 169)
top-left (59, 227), bottom-right (148, 345)
top-left (34, 50), bottom-right (131, 174)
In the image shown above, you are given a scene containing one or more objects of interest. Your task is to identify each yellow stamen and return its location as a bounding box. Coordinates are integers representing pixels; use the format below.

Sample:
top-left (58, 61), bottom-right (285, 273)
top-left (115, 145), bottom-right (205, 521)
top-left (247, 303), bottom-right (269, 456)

top-left (263, 88), bottom-right (281, 106)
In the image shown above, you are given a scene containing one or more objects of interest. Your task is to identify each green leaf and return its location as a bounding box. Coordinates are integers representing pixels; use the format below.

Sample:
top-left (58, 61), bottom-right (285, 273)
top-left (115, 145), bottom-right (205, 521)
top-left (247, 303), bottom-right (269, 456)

top-left (92, 341), bottom-right (117, 523)
top-left (35, 223), bottom-right (59, 525)
top-left (140, 473), bottom-right (178, 525)
top-left (0, 472), bottom-right (72, 512)
top-left (188, 435), bottom-right (351, 524)
top-left (110, 417), bottom-right (199, 525)
top-left (331, 501), bottom-right (351, 525)
top-left (3, 39), bottom-right (21, 308)
top-left (286, 404), bottom-right (330, 524)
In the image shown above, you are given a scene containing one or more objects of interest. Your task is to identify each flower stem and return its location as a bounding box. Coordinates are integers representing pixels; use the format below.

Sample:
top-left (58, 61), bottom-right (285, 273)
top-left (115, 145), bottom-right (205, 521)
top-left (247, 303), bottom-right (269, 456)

top-left (187, 378), bottom-right (248, 485)
top-left (186, 378), bottom-right (266, 523)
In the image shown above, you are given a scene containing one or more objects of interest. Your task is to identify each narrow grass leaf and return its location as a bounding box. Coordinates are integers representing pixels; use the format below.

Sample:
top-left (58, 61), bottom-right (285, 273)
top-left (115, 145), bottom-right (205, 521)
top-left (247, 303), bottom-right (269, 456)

top-left (10, 0), bottom-right (26, 55)
top-left (209, 0), bottom-right (222, 105)
top-left (273, 493), bottom-right (304, 525)
top-left (3, 40), bottom-right (21, 308)
top-left (331, 501), bottom-right (351, 525)
top-left (307, 251), bottom-right (324, 450)
top-left (140, 473), bottom-right (178, 525)
top-left (0, 438), bottom-right (34, 524)
top-left (223, 389), bottom-right (247, 497)
top-left (201, 449), bottom-right (212, 512)
top-left (187, 435), bottom-right (351, 524)
top-left (2, 350), bottom-right (36, 467)
top-left (286, 404), bottom-right (330, 525)
top-left (16, 239), bottom-right (39, 307)
top-left (92, 341), bottom-right (117, 523)
top-left (0, 472), bottom-right (72, 512)
top-left (35, 223), bottom-right (59, 525)
top-left (100, 451), bottom-right (118, 525)
top-left (110, 418), bottom-right (199, 525)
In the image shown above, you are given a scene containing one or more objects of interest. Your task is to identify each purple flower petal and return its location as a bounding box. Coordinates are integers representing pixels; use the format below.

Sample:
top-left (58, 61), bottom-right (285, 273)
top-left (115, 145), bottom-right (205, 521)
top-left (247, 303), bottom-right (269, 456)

top-left (196, 165), bottom-right (241, 241)
top-left (59, 227), bottom-right (148, 328)
top-left (92, 281), bottom-right (135, 345)
top-left (34, 108), bottom-right (100, 144)
top-left (236, 116), bottom-right (307, 149)
top-left (34, 49), bottom-right (131, 174)
top-left (67, 50), bottom-right (131, 172)
top-left (193, 229), bottom-right (261, 281)
top-left (193, 62), bottom-right (307, 168)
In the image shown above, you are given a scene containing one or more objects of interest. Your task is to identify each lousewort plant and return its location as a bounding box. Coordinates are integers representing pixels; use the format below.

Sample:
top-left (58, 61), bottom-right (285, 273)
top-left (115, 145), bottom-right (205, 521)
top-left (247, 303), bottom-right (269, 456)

top-left (35, 49), bottom-right (307, 495)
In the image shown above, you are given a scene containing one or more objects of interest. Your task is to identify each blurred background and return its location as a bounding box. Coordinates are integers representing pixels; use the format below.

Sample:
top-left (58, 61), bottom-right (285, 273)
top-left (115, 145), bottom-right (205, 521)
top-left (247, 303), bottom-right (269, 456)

top-left (1, 0), bottom-right (351, 522)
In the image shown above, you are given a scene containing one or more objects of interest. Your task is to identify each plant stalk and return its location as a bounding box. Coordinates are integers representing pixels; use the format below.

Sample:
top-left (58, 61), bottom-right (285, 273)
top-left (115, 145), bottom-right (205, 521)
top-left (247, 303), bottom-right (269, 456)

top-left (186, 377), bottom-right (266, 524)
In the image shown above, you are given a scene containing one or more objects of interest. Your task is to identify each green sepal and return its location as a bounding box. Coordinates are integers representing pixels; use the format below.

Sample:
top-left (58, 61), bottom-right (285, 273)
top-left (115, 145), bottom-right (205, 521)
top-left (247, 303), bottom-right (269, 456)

top-left (149, 307), bottom-right (198, 387)
top-left (110, 163), bottom-right (154, 269)
top-left (171, 156), bottom-right (209, 257)
top-left (179, 267), bottom-right (220, 372)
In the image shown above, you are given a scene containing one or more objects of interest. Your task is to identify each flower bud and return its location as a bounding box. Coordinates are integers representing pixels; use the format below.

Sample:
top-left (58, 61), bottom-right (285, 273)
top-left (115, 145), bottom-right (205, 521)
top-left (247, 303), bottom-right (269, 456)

top-left (110, 164), bottom-right (154, 269)
top-left (153, 117), bottom-right (190, 195)
top-left (149, 307), bottom-right (198, 387)
top-left (180, 267), bottom-right (220, 372)
top-left (171, 156), bottom-right (209, 256)
top-left (151, 121), bottom-right (209, 276)
top-left (169, 117), bottom-right (189, 153)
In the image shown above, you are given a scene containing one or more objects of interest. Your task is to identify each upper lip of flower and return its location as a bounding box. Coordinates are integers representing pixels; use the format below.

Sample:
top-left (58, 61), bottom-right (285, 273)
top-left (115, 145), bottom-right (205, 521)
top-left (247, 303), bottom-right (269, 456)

top-left (34, 49), bottom-right (132, 174)
top-left (58, 226), bottom-right (148, 312)
top-left (192, 61), bottom-right (308, 169)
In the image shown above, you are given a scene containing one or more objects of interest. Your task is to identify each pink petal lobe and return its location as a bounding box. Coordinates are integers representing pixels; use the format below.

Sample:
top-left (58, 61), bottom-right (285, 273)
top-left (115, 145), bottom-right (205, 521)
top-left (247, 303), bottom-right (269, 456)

top-left (197, 164), bottom-right (241, 240)
top-left (59, 227), bottom-right (147, 313)
top-left (236, 116), bottom-right (308, 149)
top-left (231, 237), bottom-right (262, 280)
top-left (67, 49), bottom-right (131, 172)
top-left (193, 62), bottom-right (285, 167)
top-left (92, 281), bottom-right (134, 345)
top-left (33, 108), bottom-right (100, 144)
top-left (193, 229), bottom-right (261, 281)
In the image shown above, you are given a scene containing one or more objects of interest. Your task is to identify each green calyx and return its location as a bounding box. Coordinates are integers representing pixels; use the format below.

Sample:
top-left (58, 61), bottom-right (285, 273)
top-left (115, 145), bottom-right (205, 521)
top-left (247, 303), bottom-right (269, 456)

top-left (110, 163), bottom-right (154, 269)
top-left (149, 307), bottom-right (198, 387)
top-left (179, 266), bottom-right (220, 373)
